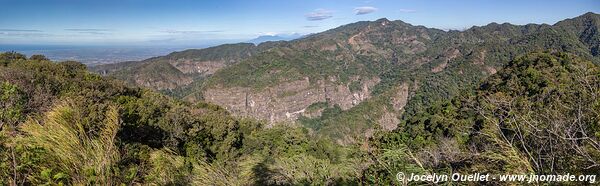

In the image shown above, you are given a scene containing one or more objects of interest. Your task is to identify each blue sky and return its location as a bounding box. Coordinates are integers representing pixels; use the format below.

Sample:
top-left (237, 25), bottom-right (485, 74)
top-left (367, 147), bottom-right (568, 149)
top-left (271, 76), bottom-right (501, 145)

top-left (0, 0), bottom-right (598, 45)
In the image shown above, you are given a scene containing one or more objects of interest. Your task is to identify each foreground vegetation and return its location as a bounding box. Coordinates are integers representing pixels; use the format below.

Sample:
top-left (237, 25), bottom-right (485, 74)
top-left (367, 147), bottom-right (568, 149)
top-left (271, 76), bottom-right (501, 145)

top-left (366, 52), bottom-right (600, 184)
top-left (0, 52), bottom-right (365, 185)
top-left (1, 51), bottom-right (599, 185)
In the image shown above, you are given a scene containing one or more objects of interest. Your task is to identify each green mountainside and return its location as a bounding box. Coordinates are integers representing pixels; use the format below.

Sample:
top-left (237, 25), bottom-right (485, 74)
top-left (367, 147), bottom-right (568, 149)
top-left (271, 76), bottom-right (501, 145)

top-left (91, 43), bottom-right (280, 93)
top-left (308, 13), bottom-right (600, 141)
top-left (2, 50), bottom-right (599, 184)
top-left (96, 13), bottom-right (600, 143)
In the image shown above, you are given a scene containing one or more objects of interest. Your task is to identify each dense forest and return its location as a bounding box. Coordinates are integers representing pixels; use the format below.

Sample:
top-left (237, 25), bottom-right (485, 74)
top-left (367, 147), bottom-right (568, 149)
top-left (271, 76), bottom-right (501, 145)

top-left (0, 51), bottom-right (366, 185)
top-left (2, 50), bottom-right (599, 185)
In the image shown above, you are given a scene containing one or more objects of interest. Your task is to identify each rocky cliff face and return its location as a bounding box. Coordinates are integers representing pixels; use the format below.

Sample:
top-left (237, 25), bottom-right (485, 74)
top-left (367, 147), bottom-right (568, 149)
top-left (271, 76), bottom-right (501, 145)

top-left (199, 18), bottom-right (437, 124)
top-left (198, 14), bottom-right (600, 131)
top-left (171, 59), bottom-right (228, 75)
top-left (377, 83), bottom-right (409, 131)
top-left (203, 76), bottom-right (380, 124)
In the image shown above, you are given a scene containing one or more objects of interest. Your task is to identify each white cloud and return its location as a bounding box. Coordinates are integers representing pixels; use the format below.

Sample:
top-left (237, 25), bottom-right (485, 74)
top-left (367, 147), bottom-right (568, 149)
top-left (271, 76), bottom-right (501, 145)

top-left (398, 9), bottom-right (417, 13)
top-left (354, 6), bottom-right (377, 15)
top-left (0, 29), bottom-right (50, 37)
top-left (64, 28), bottom-right (111, 32)
top-left (305, 9), bottom-right (333, 21)
top-left (65, 28), bottom-right (113, 35)
top-left (0, 29), bottom-right (42, 32)
top-left (259, 32), bottom-right (278, 36)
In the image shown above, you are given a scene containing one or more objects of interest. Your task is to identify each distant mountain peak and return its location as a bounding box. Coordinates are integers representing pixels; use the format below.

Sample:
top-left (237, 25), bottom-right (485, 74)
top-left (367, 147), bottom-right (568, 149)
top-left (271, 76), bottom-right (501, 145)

top-left (375, 18), bottom-right (390, 22)
top-left (582, 12), bottom-right (599, 17)
top-left (247, 34), bottom-right (303, 44)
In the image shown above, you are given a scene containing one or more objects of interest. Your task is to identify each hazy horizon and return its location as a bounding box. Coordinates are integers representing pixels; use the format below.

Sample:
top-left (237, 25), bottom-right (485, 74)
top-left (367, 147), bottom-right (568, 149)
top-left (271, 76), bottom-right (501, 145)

top-left (2, 0), bottom-right (598, 64)
top-left (1, 0), bottom-right (598, 45)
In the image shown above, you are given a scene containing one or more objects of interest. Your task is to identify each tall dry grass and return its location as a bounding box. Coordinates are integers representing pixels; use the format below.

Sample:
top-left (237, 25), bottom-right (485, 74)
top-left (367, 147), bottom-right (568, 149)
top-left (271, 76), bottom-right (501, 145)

top-left (20, 102), bottom-right (120, 185)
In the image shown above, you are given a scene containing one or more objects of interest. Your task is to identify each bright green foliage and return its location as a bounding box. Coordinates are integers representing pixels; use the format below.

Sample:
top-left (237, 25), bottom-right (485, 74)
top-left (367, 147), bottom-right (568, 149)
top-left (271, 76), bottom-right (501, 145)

top-left (0, 53), bottom-right (367, 185)
top-left (238, 125), bottom-right (366, 185)
top-left (144, 149), bottom-right (188, 185)
top-left (0, 82), bottom-right (26, 129)
top-left (471, 52), bottom-right (600, 174)
top-left (0, 130), bottom-right (9, 185)
top-left (367, 52), bottom-right (600, 183)
top-left (362, 144), bottom-right (427, 185)
top-left (20, 102), bottom-right (121, 185)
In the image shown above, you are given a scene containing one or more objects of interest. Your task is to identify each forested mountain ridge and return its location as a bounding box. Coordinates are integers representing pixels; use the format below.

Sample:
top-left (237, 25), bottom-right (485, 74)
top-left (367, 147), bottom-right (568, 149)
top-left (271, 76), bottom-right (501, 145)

top-left (554, 12), bottom-right (600, 55)
top-left (91, 42), bottom-right (282, 91)
top-left (309, 12), bottom-right (600, 141)
top-left (95, 12), bottom-right (600, 143)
